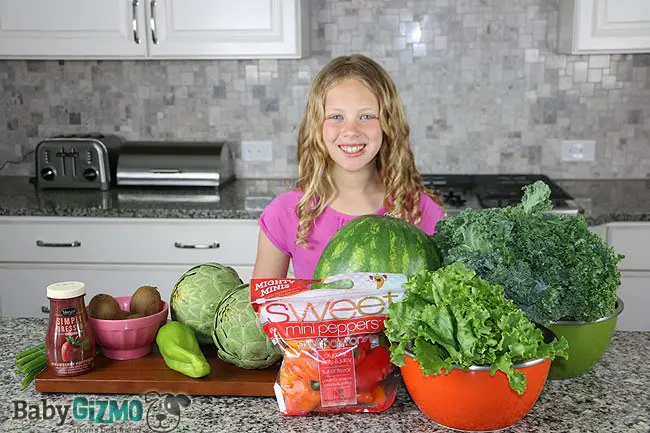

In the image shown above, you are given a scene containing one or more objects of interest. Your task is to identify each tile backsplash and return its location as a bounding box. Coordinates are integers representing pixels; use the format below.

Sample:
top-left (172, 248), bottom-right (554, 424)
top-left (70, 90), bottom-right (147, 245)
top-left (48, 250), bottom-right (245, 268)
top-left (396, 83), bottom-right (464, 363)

top-left (1, 0), bottom-right (649, 179)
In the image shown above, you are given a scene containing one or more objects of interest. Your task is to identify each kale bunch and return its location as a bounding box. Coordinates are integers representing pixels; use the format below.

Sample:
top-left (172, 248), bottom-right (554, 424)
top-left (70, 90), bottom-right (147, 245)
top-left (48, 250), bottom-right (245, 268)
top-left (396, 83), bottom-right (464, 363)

top-left (432, 181), bottom-right (624, 323)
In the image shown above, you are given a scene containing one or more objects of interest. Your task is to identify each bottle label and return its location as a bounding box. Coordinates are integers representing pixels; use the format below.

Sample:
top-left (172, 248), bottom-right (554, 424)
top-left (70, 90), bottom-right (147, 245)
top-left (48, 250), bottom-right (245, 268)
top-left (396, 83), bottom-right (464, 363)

top-left (46, 297), bottom-right (95, 376)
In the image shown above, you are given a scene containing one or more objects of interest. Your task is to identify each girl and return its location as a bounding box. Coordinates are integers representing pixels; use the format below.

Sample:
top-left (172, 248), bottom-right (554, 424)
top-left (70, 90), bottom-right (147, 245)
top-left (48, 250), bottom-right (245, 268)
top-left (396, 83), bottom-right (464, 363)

top-left (252, 54), bottom-right (445, 279)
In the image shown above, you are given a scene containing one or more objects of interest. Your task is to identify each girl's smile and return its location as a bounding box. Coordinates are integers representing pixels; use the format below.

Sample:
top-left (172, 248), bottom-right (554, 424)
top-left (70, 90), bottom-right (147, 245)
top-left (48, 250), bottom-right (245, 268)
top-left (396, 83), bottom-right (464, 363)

top-left (338, 143), bottom-right (366, 156)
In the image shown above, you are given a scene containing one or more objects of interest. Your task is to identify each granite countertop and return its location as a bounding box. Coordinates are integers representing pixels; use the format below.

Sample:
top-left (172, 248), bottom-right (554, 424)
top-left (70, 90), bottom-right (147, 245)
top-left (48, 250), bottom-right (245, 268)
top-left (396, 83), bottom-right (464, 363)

top-left (2, 175), bottom-right (650, 225)
top-left (1, 318), bottom-right (648, 433)
top-left (0, 176), bottom-right (293, 219)
top-left (556, 179), bottom-right (650, 225)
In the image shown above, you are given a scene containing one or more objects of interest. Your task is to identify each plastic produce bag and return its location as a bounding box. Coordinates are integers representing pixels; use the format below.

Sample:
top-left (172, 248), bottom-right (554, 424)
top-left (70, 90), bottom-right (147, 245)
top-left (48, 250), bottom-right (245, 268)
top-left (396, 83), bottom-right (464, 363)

top-left (251, 272), bottom-right (407, 416)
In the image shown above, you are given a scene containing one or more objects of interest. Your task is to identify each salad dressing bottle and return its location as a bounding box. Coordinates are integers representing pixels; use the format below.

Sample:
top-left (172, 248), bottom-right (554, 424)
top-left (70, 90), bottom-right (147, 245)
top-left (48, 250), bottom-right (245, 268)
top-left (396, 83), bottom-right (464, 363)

top-left (45, 281), bottom-right (96, 376)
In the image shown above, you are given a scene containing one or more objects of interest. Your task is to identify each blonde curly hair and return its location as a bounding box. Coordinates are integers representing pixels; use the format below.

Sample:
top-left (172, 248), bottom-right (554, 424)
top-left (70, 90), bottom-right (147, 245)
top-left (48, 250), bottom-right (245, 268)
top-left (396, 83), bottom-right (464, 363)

top-left (295, 54), bottom-right (442, 246)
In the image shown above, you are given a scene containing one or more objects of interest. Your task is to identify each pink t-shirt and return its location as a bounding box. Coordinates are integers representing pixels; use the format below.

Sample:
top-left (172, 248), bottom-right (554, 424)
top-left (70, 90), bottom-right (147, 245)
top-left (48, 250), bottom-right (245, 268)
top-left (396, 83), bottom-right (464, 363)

top-left (258, 190), bottom-right (445, 279)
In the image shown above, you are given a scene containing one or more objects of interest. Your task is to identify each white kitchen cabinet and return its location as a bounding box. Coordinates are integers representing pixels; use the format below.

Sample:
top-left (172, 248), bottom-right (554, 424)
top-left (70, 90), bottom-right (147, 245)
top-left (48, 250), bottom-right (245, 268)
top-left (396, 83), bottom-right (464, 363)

top-left (0, 0), bottom-right (147, 58)
top-left (589, 223), bottom-right (607, 239)
top-left (0, 216), bottom-right (259, 317)
top-left (617, 272), bottom-right (650, 332)
top-left (0, 263), bottom-right (256, 318)
top-left (0, 263), bottom-right (183, 317)
top-left (604, 222), bottom-right (650, 331)
top-left (558, 0), bottom-right (650, 54)
top-left (0, 217), bottom-right (260, 266)
top-left (148, 0), bottom-right (310, 59)
top-left (0, 0), bottom-right (309, 59)
top-left (606, 222), bottom-right (650, 271)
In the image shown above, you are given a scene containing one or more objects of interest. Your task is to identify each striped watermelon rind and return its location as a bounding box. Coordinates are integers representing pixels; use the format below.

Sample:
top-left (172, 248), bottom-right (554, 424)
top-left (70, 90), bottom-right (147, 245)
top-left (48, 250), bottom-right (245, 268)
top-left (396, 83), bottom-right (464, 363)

top-left (312, 214), bottom-right (441, 279)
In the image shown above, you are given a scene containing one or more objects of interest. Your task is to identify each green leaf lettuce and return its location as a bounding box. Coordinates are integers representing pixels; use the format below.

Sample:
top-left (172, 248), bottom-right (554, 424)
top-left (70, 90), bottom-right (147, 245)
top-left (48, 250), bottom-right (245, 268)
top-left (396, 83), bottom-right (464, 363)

top-left (385, 262), bottom-right (568, 394)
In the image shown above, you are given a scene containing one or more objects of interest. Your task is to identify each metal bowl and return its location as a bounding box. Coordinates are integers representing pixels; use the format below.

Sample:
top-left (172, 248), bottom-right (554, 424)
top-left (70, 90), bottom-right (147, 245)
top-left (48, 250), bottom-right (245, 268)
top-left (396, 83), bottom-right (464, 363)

top-left (546, 297), bottom-right (624, 380)
top-left (401, 350), bottom-right (551, 432)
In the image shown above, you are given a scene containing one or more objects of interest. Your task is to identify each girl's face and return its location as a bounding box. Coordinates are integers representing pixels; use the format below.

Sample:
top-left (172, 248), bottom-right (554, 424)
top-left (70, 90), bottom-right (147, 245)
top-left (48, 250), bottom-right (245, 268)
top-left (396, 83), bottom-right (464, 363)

top-left (322, 78), bottom-right (383, 174)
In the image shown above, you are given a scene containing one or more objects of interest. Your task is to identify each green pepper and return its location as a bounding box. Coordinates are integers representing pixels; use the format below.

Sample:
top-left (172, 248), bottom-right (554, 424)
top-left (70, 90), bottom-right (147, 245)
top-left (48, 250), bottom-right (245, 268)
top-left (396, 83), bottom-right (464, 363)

top-left (156, 321), bottom-right (211, 378)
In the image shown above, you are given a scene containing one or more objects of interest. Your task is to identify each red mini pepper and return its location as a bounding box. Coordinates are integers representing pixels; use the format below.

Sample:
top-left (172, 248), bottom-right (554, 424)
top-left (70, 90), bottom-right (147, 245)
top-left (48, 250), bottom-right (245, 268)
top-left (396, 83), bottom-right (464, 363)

top-left (353, 338), bottom-right (371, 366)
top-left (354, 346), bottom-right (392, 392)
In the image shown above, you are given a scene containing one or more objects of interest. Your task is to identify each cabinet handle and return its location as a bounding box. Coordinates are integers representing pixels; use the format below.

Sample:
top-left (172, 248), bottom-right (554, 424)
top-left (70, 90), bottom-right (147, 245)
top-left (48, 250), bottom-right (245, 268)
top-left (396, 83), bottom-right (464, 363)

top-left (174, 242), bottom-right (220, 249)
top-left (41, 306), bottom-right (50, 313)
top-left (132, 0), bottom-right (140, 44)
top-left (36, 240), bottom-right (81, 248)
top-left (150, 0), bottom-right (159, 44)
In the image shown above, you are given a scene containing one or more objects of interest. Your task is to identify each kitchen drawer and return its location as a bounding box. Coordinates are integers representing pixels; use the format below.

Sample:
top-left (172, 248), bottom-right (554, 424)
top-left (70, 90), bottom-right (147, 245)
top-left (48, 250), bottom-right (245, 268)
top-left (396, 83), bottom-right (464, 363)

top-left (0, 262), bottom-right (254, 317)
top-left (607, 223), bottom-right (650, 271)
top-left (0, 217), bottom-right (259, 266)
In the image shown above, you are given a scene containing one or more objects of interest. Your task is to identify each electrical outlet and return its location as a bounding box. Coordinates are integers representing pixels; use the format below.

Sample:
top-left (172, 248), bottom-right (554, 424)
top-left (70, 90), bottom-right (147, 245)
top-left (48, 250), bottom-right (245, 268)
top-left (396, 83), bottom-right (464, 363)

top-left (241, 141), bottom-right (273, 162)
top-left (561, 140), bottom-right (595, 162)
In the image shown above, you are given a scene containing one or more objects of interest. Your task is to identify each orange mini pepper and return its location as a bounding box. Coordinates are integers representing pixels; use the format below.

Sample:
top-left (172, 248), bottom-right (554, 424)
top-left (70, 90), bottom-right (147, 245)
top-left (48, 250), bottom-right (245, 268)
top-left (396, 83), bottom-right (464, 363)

top-left (283, 351), bottom-right (319, 382)
top-left (356, 383), bottom-right (387, 406)
top-left (279, 364), bottom-right (321, 415)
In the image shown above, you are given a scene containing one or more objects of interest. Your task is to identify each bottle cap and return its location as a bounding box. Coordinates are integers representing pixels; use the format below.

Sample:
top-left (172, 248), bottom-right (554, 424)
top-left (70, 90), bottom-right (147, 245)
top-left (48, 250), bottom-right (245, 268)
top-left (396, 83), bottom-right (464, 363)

top-left (47, 281), bottom-right (86, 299)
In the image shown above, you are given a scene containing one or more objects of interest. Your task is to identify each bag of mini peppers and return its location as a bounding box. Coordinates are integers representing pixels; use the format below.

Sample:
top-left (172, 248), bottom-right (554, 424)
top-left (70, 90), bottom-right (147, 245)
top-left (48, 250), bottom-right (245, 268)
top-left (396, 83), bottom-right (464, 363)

top-left (251, 272), bottom-right (407, 416)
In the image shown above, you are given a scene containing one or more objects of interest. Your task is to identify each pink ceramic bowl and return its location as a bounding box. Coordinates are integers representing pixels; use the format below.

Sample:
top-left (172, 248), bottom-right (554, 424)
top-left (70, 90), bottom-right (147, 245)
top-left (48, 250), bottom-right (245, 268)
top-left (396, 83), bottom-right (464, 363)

top-left (87, 296), bottom-right (168, 360)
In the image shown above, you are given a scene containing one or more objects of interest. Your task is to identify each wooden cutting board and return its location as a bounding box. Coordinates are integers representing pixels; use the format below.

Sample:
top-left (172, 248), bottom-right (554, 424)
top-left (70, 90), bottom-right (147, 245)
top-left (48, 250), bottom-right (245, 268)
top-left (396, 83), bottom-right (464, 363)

top-left (35, 345), bottom-right (280, 397)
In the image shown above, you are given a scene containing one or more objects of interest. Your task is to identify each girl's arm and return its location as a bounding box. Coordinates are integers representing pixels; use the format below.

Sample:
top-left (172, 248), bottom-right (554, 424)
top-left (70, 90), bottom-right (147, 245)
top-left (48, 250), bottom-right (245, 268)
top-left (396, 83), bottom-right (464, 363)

top-left (252, 230), bottom-right (290, 278)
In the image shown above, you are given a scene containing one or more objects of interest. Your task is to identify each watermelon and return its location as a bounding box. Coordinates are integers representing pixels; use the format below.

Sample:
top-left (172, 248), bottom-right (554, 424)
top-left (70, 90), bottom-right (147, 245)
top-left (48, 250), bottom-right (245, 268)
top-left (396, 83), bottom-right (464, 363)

top-left (313, 214), bottom-right (441, 279)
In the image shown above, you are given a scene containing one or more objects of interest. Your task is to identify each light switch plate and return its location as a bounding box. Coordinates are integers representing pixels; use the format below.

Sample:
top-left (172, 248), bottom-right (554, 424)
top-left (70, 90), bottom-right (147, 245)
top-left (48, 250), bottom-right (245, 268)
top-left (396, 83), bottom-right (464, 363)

top-left (561, 140), bottom-right (595, 162)
top-left (242, 141), bottom-right (273, 162)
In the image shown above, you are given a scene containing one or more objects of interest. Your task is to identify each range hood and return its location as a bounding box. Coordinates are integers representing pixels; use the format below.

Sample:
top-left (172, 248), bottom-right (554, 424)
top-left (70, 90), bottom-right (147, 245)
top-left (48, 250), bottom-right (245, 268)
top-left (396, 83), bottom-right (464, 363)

top-left (116, 140), bottom-right (234, 188)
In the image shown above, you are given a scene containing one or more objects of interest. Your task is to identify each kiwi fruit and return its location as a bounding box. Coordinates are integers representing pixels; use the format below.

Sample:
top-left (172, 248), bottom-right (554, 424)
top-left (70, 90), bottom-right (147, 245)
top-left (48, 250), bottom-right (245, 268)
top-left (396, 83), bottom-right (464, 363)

top-left (117, 310), bottom-right (131, 320)
top-left (88, 294), bottom-right (122, 320)
top-left (130, 285), bottom-right (162, 316)
top-left (126, 313), bottom-right (145, 319)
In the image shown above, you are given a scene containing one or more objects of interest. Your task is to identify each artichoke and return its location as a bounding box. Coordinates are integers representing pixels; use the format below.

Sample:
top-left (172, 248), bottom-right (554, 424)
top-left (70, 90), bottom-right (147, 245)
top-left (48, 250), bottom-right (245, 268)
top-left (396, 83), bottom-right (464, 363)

top-left (170, 262), bottom-right (242, 344)
top-left (212, 284), bottom-right (282, 369)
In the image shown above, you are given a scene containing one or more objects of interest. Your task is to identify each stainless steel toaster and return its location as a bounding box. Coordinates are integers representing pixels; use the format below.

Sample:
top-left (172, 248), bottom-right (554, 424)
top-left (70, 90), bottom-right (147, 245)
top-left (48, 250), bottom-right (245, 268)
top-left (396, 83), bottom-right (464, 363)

top-left (34, 135), bottom-right (123, 190)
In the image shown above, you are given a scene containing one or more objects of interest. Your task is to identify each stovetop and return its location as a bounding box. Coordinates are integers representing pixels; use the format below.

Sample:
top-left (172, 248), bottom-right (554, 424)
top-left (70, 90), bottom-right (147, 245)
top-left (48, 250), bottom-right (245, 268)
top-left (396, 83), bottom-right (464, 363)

top-left (421, 174), bottom-right (582, 216)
